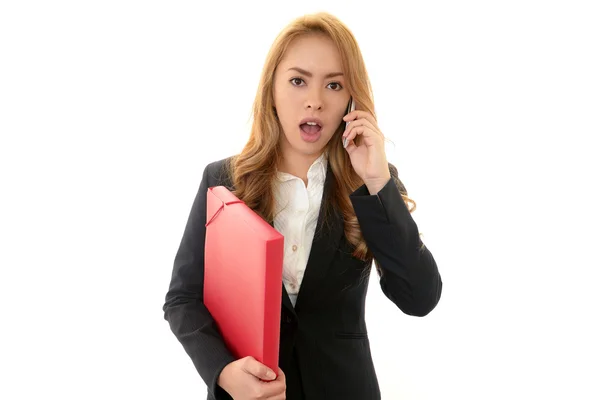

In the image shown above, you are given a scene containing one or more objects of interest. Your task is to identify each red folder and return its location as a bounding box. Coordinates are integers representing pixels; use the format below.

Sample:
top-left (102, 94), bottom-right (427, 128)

top-left (204, 185), bottom-right (284, 374)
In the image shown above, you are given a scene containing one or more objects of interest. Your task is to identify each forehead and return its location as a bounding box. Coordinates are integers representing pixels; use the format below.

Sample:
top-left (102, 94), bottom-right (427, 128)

top-left (280, 34), bottom-right (343, 74)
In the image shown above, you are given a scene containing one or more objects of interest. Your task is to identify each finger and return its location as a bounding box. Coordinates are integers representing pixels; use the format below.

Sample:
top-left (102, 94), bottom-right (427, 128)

top-left (343, 109), bottom-right (377, 127)
top-left (258, 368), bottom-right (286, 399)
top-left (265, 393), bottom-right (286, 400)
top-left (275, 368), bottom-right (285, 382)
top-left (342, 118), bottom-right (364, 137)
top-left (344, 138), bottom-right (355, 151)
top-left (342, 124), bottom-right (363, 148)
top-left (256, 380), bottom-right (286, 399)
top-left (343, 125), bottom-right (371, 149)
top-left (241, 356), bottom-right (277, 381)
top-left (342, 118), bottom-right (380, 140)
top-left (343, 109), bottom-right (374, 124)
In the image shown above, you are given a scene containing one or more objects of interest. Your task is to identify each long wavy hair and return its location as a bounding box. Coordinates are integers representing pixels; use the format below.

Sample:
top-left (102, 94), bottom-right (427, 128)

top-left (225, 12), bottom-right (416, 273)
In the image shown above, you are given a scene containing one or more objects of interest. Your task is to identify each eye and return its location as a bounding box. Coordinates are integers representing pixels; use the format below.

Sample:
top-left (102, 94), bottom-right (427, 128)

top-left (290, 77), bottom-right (343, 91)
top-left (328, 82), bottom-right (343, 91)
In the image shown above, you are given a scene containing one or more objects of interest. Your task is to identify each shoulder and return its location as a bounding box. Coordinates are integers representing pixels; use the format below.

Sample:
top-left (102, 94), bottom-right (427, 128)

top-left (204, 156), bottom-right (233, 176)
top-left (203, 155), bottom-right (236, 188)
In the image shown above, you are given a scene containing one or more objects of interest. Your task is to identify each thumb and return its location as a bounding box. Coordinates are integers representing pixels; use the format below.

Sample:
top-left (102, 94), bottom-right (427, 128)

top-left (241, 356), bottom-right (277, 381)
top-left (276, 367), bottom-right (285, 382)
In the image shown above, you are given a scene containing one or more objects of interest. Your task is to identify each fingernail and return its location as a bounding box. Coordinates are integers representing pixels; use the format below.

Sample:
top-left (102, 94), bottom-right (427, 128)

top-left (267, 371), bottom-right (276, 379)
top-left (343, 137), bottom-right (348, 148)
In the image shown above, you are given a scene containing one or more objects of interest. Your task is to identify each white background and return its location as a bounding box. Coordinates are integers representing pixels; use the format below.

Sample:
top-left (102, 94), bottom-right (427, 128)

top-left (1, 1), bottom-right (599, 399)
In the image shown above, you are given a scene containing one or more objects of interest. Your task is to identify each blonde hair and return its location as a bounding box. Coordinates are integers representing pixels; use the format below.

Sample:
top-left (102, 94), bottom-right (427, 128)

top-left (226, 12), bottom-right (416, 271)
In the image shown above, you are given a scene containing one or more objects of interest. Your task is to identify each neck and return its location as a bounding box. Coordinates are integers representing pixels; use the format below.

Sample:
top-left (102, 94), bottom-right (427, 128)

top-left (278, 149), bottom-right (322, 186)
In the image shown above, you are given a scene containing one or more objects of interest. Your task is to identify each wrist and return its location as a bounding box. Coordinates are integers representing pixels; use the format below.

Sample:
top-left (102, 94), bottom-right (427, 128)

top-left (365, 174), bottom-right (391, 195)
top-left (217, 362), bottom-right (234, 392)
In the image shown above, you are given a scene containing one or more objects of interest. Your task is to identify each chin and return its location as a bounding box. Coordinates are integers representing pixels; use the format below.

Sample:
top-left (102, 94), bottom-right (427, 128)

top-left (295, 138), bottom-right (329, 155)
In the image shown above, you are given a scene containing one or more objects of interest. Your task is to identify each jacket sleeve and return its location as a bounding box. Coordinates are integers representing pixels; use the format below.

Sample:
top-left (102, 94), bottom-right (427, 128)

top-left (349, 163), bottom-right (442, 316)
top-left (163, 162), bottom-right (236, 398)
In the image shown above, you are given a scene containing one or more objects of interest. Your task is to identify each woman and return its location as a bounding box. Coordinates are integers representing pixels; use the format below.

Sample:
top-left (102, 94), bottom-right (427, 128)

top-left (163, 12), bottom-right (442, 400)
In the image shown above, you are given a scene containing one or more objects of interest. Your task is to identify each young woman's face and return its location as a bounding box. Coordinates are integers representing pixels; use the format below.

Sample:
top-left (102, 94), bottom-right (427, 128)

top-left (273, 33), bottom-right (350, 158)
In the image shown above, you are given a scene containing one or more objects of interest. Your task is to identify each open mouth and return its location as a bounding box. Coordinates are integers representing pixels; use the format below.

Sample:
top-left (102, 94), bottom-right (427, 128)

top-left (299, 122), bottom-right (322, 134)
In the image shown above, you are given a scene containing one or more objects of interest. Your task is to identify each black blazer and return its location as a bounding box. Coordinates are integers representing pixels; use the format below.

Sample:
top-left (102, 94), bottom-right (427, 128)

top-left (163, 157), bottom-right (442, 400)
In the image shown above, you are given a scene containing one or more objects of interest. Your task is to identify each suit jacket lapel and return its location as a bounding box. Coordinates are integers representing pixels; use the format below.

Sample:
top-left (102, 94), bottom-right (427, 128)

top-left (292, 162), bottom-right (344, 313)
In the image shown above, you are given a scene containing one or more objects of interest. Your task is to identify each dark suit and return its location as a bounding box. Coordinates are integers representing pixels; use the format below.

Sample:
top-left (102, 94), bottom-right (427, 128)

top-left (163, 157), bottom-right (442, 399)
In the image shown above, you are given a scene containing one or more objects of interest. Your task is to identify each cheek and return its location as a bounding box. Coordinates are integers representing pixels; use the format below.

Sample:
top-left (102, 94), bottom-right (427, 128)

top-left (274, 85), bottom-right (293, 113)
top-left (326, 124), bottom-right (342, 142)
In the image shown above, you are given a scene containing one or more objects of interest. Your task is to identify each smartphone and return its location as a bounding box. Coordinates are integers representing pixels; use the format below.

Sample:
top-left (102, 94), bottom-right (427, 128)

top-left (345, 97), bottom-right (355, 128)
top-left (343, 98), bottom-right (355, 148)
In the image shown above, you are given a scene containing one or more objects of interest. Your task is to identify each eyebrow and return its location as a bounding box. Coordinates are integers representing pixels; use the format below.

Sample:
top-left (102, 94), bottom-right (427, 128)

top-left (287, 67), bottom-right (344, 79)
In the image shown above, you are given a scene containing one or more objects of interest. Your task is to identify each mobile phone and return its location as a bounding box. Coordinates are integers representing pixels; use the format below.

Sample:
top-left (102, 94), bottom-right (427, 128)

top-left (345, 98), bottom-right (355, 128)
top-left (343, 98), bottom-right (355, 148)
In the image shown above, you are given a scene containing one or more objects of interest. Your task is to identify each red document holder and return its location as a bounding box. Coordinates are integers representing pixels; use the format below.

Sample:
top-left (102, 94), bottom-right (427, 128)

top-left (204, 185), bottom-right (284, 374)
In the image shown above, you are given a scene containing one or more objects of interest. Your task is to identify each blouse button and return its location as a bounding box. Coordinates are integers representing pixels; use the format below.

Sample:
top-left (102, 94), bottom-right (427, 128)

top-left (292, 245), bottom-right (298, 252)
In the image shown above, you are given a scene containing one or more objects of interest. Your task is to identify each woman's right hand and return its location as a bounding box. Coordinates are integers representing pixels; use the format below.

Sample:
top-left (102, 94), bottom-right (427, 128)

top-left (217, 356), bottom-right (286, 399)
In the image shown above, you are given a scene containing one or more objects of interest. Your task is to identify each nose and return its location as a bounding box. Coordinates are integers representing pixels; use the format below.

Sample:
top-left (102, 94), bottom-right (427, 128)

top-left (304, 89), bottom-right (324, 110)
top-left (306, 102), bottom-right (323, 110)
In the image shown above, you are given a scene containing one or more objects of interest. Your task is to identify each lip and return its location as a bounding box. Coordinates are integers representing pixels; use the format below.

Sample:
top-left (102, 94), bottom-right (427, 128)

top-left (299, 117), bottom-right (324, 127)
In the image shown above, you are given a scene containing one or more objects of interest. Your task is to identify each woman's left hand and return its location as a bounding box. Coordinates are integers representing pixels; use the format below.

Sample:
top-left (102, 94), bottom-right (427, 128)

top-left (342, 110), bottom-right (391, 194)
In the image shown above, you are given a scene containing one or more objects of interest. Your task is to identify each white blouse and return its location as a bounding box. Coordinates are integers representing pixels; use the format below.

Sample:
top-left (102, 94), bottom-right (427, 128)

top-left (272, 152), bottom-right (328, 307)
